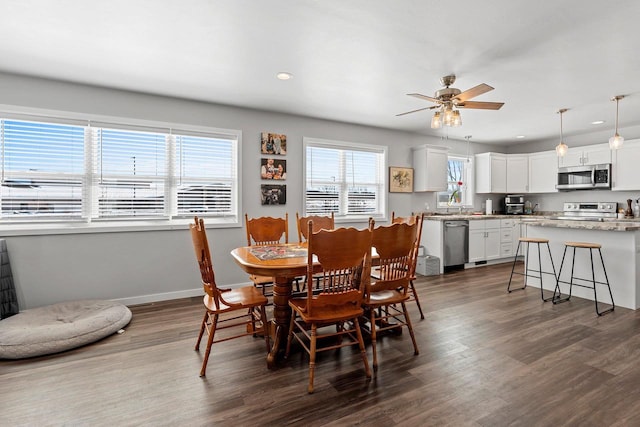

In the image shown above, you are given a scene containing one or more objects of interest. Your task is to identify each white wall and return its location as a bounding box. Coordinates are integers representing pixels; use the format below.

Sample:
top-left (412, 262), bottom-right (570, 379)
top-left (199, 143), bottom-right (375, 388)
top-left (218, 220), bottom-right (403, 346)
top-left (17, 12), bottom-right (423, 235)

top-left (1, 72), bottom-right (507, 308)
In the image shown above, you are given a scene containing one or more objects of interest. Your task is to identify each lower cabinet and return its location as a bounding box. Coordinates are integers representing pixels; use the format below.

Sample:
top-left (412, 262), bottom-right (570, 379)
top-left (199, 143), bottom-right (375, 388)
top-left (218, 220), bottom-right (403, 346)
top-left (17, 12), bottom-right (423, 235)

top-left (468, 219), bottom-right (501, 262)
top-left (499, 218), bottom-right (522, 258)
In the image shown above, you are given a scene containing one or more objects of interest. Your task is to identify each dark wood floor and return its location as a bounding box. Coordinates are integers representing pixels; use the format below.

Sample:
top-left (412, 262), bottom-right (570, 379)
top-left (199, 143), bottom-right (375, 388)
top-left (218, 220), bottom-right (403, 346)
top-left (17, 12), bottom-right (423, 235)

top-left (2, 262), bottom-right (638, 426)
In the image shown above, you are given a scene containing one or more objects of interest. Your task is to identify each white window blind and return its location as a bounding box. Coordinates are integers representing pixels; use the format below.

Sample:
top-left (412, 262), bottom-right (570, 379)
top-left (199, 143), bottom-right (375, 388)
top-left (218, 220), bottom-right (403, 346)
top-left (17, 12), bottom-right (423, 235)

top-left (304, 138), bottom-right (386, 219)
top-left (175, 133), bottom-right (236, 217)
top-left (1, 119), bottom-right (85, 219)
top-left (93, 127), bottom-right (167, 219)
top-left (0, 115), bottom-right (240, 225)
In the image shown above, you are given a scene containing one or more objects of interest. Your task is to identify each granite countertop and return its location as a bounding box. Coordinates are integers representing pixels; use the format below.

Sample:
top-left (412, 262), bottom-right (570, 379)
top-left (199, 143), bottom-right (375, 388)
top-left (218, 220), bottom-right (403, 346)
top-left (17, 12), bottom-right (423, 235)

top-left (519, 217), bottom-right (640, 231)
top-left (421, 212), bottom-right (640, 231)
top-left (421, 213), bottom-right (517, 220)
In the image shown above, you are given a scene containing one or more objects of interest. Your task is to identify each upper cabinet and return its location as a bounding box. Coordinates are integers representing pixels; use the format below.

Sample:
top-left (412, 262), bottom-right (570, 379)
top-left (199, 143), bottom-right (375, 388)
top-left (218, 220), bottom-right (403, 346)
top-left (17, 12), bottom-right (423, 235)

top-left (613, 138), bottom-right (640, 191)
top-left (506, 155), bottom-right (529, 193)
top-left (528, 150), bottom-right (558, 193)
top-left (475, 152), bottom-right (506, 193)
top-left (412, 145), bottom-right (449, 192)
top-left (560, 143), bottom-right (611, 167)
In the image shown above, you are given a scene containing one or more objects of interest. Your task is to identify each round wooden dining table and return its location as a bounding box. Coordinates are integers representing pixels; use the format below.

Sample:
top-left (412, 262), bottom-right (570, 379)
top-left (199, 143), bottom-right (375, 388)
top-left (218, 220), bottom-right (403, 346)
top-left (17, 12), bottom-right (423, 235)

top-left (230, 243), bottom-right (313, 369)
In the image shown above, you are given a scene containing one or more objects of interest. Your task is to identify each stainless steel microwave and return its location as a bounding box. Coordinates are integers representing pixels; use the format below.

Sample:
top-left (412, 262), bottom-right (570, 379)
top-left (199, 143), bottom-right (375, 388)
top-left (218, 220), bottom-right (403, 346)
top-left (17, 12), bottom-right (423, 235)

top-left (557, 164), bottom-right (611, 190)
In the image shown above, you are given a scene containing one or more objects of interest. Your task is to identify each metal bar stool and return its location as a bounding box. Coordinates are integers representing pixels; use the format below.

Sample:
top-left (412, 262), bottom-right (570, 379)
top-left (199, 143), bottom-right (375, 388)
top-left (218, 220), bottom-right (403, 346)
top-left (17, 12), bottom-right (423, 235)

top-left (552, 241), bottom-right (615, 316)
top-left (507, 237), bottom-right (558, 301)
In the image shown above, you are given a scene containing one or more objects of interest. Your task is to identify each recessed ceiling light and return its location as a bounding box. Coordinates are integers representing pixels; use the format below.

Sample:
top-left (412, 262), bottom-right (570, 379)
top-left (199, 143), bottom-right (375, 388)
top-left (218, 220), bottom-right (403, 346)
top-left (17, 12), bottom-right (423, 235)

top-left (516, 135), bottom-right (526, 139)
top-left (276, 72), bottom-right (293, 80)
top-left (591, 120), bottom-right (605, 125)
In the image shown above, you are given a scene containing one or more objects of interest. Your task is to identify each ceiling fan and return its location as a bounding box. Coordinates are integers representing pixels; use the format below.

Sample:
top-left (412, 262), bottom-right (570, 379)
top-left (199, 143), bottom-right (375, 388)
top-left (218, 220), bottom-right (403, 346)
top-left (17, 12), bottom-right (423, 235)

top-left (397, 75), bottom-right (504, 128)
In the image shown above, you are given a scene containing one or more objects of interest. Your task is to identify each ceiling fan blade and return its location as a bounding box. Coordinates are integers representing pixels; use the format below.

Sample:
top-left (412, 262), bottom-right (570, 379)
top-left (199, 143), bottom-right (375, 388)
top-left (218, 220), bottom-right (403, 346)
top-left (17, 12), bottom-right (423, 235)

top-left (408, 93), bottom-right (441, 103)
top-left (454, 83), bottom-right (494, 102)
top-left (457, 101), bottom-right (504, 110)
top-left (396, 106), bottom-right (436, 117)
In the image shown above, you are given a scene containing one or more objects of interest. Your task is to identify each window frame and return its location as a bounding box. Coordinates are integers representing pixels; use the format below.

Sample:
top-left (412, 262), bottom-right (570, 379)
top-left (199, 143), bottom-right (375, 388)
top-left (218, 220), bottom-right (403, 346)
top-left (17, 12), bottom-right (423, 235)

top-left (0, 108), bottom-right (242, 235)
top-left (303, 137), bottom-right (387, 222)
top-left (437, 154), bottom-right (474, 208)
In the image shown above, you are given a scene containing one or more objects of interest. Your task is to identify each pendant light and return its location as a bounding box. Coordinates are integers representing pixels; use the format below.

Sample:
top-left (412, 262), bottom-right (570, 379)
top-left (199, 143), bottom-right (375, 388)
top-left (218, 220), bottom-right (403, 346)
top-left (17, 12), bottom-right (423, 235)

top-left (609, 95), bottom-right (624, 150)
top-left (555, 108), bottom-right (568, 157)
top-left (464, 135), bottom-right (472, 162)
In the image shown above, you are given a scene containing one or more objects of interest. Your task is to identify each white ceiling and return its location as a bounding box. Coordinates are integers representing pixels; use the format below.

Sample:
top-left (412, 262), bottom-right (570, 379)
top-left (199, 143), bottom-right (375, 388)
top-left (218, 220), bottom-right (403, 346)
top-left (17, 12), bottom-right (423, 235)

top-left (1, 0), bottom-right (639, 145)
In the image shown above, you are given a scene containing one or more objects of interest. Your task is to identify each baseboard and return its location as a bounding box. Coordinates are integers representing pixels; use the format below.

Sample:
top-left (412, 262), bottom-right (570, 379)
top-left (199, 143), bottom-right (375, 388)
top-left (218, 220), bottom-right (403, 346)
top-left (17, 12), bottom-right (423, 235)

top-left (464, 256), bottom-right (522, 270)
top-left (113, 281), bottom-right (252, 306)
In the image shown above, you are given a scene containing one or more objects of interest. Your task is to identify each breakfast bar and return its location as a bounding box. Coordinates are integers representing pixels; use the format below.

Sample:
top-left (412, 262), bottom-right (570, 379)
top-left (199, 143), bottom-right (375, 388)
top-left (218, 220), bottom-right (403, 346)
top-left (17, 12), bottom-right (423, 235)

top-left (522, 218), bottom-right (640, 310)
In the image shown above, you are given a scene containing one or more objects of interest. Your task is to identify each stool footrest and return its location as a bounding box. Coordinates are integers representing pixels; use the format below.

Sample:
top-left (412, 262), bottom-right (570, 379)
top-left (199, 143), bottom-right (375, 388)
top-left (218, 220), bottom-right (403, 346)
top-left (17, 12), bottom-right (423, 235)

top-left (558, 278), bottom-right (609, 288)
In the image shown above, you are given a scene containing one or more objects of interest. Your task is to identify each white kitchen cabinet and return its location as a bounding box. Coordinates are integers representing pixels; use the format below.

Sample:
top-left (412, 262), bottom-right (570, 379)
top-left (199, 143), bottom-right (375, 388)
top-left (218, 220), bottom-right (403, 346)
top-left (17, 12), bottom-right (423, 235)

top-left (468, 219), bottom-right (501, 262)
top-left (613, 138), bottom-right (640, 191)
top-left (560, 143), bottom-right (611, 167)
top-left (506, 155), bottom-right (529, 193)
top-left (412, 145), bottom-right (449, 192)
top-left (475, 153), bottom-right (507, 193)
top-left (420, 219), bottom-right (445, 274)
top-left (499, 218), bottom-right (522, 258)
top-left (528, 150), bottom-right (558, 193)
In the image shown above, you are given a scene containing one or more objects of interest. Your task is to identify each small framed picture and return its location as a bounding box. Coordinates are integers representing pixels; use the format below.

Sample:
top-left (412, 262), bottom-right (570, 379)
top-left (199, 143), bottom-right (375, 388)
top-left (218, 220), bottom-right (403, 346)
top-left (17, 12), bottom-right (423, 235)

top-left (260, 158), bottom-right (286, 180)
top-left (389, 167), bottom-right (414, 193)
top-left (261, 132), bottom-right (287, 155)
top-left (261, 184), bottom-right (286, 205)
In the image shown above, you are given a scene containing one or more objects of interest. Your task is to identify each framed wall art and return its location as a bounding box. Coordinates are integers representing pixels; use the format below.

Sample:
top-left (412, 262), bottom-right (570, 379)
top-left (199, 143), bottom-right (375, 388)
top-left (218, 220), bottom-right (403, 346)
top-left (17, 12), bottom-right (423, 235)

top-left (261, 132), bottom-right (287, 155)
top-left (260, 184), bottom-right (286, 205)
top-left (389, 166), bottom-right (413, 193)
top-left (260, 158), bottom-right (286, 180)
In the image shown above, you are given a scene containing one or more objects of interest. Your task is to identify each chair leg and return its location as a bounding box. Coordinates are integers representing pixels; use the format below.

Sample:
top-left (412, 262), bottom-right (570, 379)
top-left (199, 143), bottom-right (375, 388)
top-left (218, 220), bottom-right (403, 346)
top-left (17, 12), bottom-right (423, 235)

top-left (200, 313), bottom-right (218, 377)
top-left (308, 324), bottom-right (317, 394)
top-left (402, 302), bottom-right (419, 356)
top-left (260, 305), bottom-right (271, 351)
top-left (410, 279), bottom-right (425, 319)
top-left (284, 309), bottom-right (297, 358)
top-left (553, 246), bottom-right (570, 303)
top-left (353, 317), bottom-right (372, 379)
top-left (543, 242), bottom-right (559, 302)
top-left (195, 311), bottom-right (208, 350)
top-left (594, 248), bottom-right (615, 316)
top-left (249, 307), bottom-right (257, 337)
top-left (336, 321), bottom-right (344, 345)
top-left (369, 308), bottom-right (378, 371)
top-left (507, 241), bottom-right (524, 292)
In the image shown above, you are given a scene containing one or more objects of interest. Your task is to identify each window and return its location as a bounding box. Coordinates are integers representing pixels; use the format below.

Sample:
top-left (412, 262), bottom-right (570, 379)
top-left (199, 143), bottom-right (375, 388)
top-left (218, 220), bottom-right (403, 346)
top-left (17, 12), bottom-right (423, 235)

top-left (437, 155), bottom-right (473, 207)
top-left (304, 137), bottom-right (386, 220)
top-left (0, 116), bottom-right (239, 225)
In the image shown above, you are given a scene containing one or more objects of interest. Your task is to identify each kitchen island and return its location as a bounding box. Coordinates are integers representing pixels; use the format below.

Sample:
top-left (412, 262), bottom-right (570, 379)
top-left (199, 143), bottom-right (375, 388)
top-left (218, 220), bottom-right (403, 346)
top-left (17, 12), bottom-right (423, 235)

top-left (522, 218), bottom-right (640, 310)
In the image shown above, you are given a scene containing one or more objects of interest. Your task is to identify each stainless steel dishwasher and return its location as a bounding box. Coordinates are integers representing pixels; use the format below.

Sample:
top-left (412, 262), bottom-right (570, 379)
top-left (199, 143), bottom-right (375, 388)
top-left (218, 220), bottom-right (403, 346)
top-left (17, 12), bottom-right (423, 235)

top-left (443, 220), bottom-right (469, 268)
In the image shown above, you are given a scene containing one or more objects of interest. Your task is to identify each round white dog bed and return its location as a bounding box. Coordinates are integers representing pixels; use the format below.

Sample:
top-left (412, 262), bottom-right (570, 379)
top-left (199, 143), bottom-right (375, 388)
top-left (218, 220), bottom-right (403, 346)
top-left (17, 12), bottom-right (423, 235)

top-left (0, 299), bottom-right (132, 359)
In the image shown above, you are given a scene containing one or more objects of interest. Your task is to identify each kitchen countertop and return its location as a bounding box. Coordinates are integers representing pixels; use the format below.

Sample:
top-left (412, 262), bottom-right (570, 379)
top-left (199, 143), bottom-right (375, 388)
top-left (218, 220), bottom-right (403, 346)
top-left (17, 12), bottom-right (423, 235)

top-left (422, 213), bottom-right (520, 220)
top-left (421, 212), bottom-right (640, 231)
top-left (518, 217), bottom-right (640, 231)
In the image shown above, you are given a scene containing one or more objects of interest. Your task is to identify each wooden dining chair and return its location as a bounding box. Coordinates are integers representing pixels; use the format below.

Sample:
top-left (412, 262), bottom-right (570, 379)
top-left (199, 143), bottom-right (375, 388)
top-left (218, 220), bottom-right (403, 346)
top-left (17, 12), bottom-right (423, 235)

top-left (364, 220), bottom-right (419, 371)
top-left (190, 216), bottom-right (270, 377)
top-left (391, 212), bottom-right (426, 319)
top-left (295, 212), bottom-right (335, 291)
top-left (285, 221), bottom-right (373, 393)
top-left (245, 213), bottom-right (289, 295)
top-left (296, 212), bottom-right (335, 243)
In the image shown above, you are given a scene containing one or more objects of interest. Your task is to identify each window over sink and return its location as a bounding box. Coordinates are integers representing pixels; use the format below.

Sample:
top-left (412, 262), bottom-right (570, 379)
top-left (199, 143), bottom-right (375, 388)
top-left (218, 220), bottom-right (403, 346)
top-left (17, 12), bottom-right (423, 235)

top-left (437, 155), bottom-right (473, 208)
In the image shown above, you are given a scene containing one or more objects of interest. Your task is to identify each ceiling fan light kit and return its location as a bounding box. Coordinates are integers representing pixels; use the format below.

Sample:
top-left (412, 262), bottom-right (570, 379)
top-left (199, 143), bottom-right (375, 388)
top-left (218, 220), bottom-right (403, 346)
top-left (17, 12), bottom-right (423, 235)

top-left (431, 111), bottom-right (442, 128)
top-left (609, 95), bottom-right (624, 150)
top-left (556, 108), bottom-right (569, 157)
top-left (398, 75), bottom-right (504, 129)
